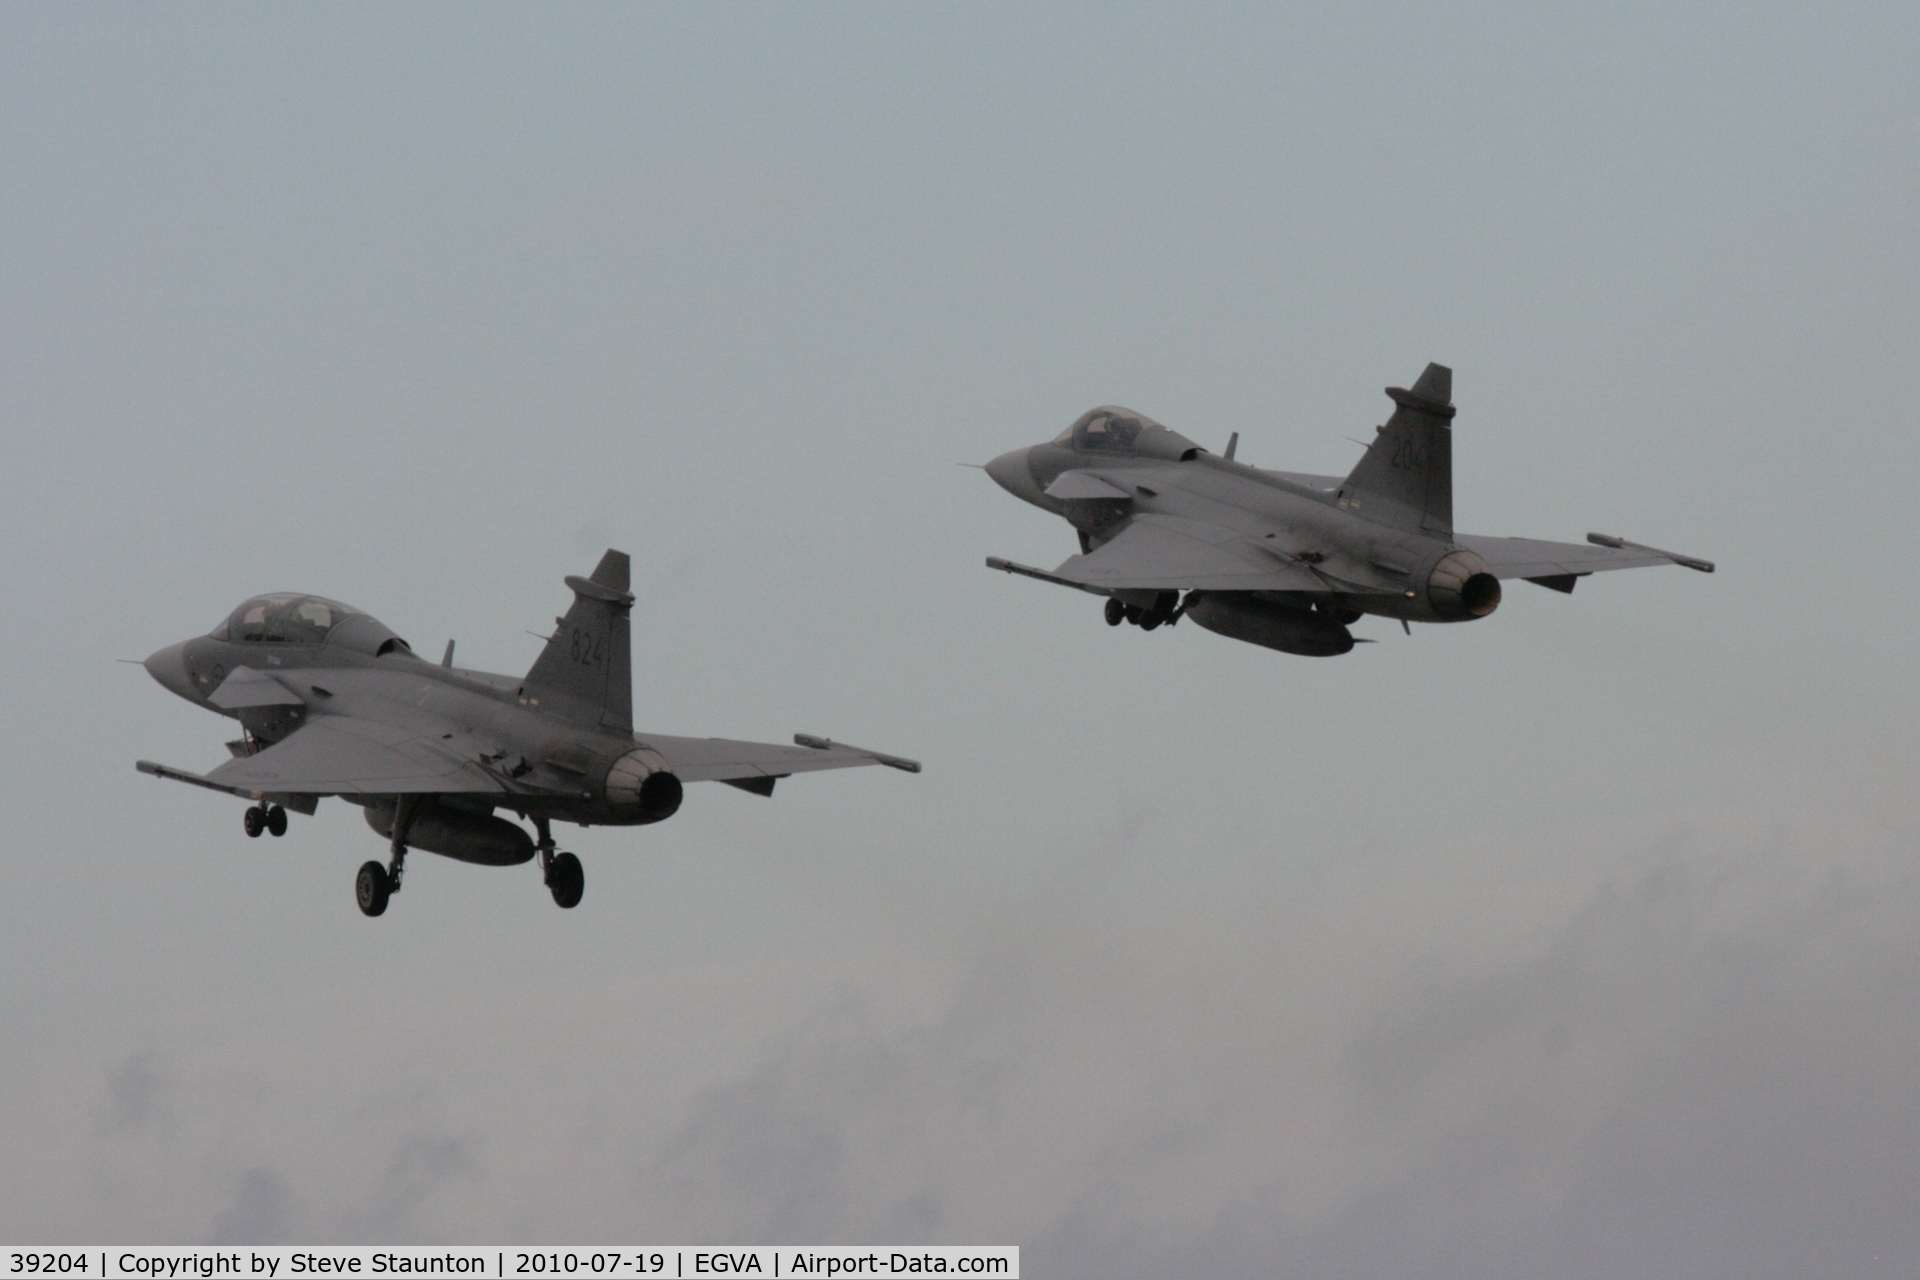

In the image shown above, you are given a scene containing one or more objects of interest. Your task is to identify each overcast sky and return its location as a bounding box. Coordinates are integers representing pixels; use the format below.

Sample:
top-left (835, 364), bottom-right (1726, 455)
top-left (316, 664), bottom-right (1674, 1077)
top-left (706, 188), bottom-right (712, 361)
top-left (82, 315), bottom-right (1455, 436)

top-left (2, 3), bottom-right (1916, 1273)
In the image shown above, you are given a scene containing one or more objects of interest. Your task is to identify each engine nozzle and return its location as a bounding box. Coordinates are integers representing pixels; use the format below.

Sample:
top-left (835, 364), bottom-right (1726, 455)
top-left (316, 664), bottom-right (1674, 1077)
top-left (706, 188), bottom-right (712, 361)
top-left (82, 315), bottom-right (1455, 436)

top-left (1427, 550), bottom-right (1501, 621)
top-left (606, 747), bottom-right (684, 822)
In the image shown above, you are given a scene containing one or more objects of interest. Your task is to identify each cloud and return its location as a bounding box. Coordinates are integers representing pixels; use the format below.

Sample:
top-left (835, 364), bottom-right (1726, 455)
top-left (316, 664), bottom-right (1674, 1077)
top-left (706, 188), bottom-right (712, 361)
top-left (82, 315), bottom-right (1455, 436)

top-left (635, 819), bottom-right (1920, 1277)
top-left (19, 812), bottom-right (1920, 1276)
top-left (357, 1134), bottom-right (483, 1239)
top-left (1276, 842), bottom-right (1920, 1280)
top-left (206, 1168), bottom-right (297, 1246)
top-left (101, 1051), bottom-right (173, 1136)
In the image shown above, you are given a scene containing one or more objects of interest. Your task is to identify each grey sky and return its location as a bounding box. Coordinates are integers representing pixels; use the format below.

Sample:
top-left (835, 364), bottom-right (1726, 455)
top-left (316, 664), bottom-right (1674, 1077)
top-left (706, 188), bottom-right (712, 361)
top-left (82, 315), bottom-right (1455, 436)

top-left (2, 3), bottom-right (1916, 1273)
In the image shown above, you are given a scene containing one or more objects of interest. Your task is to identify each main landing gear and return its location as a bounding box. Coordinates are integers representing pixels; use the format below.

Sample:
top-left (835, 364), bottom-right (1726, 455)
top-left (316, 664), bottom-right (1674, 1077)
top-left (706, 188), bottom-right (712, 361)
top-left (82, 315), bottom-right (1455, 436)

top-left (1105, 592), bottom-right (1182, 631)
top-left (356, 795), bottom-right (418, 918)
top-left (353, 804), bottom-right (586, 917)
top-left (356, 860), bottom-right (392, 916)
top-left (533, 815), bottom-right (584, 910)
top-left (243, 803), bottom-right (288, 838)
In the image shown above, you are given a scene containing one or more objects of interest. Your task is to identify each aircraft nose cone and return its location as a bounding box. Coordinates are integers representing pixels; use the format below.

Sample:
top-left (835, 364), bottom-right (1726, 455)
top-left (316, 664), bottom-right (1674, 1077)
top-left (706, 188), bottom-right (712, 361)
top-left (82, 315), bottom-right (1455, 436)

top-left (143, 641), bottom-right (197, 702)
top-left (985, 447), bottom-right (1044, 506)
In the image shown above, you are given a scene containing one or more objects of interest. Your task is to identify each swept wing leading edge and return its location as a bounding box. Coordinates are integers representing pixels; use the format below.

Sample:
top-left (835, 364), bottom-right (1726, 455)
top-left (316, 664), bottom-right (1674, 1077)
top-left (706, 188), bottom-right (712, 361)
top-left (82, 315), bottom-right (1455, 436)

top-left (205, 718), bottom-right (510, 796)
top-left (1044, 514), bottom-right (1330, 593)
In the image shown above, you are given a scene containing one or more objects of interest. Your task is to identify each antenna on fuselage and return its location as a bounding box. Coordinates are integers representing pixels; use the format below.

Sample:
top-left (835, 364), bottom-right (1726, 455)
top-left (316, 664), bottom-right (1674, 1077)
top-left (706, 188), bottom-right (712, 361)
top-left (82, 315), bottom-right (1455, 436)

top-left (441, 640), bottom-right (455, 668)
top-left (1224, 432), bottom-right (1239, 461)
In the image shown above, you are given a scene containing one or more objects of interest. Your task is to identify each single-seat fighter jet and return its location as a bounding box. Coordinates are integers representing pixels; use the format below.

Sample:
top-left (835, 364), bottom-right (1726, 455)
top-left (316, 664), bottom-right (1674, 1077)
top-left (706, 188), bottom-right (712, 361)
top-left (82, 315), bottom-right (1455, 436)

top-left (984, 363), bottom-right (1712, 655)
top-left (138, 551), bottom-right (919, 916)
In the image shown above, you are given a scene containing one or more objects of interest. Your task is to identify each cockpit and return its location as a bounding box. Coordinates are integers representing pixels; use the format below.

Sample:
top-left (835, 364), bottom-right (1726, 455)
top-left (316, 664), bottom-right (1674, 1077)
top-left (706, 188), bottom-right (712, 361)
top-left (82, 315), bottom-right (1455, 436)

top-left (213, 594), bottom-right (358, 644)
top-left (211, 594), bottom-right (417, 656)
top-left (1054, 406), bottom-right (1180, 454)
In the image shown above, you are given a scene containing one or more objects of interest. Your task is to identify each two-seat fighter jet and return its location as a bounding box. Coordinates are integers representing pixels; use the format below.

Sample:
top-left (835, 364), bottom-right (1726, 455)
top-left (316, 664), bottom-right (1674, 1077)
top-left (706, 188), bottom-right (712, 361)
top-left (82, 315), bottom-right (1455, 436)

top-left (985, 363), bottom-right (1712, 655)
top-left (138, 551), bottom-right (918, 916)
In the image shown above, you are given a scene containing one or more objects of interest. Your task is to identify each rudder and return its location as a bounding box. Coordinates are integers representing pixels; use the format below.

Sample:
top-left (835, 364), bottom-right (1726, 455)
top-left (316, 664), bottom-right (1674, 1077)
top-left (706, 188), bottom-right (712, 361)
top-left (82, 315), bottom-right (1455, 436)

top-left (1338, 362), bottom-right (1455, 535)
top-left (524, 549), bottom-right (634, 734)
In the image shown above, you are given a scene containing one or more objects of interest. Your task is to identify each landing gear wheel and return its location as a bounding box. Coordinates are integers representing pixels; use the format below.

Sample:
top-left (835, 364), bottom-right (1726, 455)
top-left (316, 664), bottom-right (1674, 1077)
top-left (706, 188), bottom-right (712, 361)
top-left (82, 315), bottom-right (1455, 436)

top-left (1104, 598), bottom-right (1126, 627)
top-left (266, 805), bottom-right (288, 837)
top-left (356, 861), bottom-right (392, 917)
top-left (546, 852), bottom-right (584, 909)
top-left (243, 806), bottom-right (266, 838)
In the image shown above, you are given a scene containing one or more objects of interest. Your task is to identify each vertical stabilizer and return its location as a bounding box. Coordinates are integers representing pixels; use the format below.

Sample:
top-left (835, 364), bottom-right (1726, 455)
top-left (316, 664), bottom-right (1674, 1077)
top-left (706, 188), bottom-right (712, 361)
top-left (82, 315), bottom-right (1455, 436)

top-left (1339, 362), bottom-right (1456, 535)
top-left (524, 550), bottom-right (634, 734)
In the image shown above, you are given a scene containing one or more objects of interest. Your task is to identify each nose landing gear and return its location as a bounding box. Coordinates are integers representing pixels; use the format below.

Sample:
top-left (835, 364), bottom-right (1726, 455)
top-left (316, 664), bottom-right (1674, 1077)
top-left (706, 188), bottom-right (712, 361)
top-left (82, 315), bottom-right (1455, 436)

top-left (532, 815), bottom-right (585, 909)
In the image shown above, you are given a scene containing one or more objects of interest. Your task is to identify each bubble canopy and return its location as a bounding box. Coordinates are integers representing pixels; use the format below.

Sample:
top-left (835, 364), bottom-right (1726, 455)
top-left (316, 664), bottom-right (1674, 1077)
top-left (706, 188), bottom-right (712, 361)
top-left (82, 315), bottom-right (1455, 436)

top-left (213, 594), bottom-right (364, 645)
top-left (1053, 406), bottom-right (1181, 454)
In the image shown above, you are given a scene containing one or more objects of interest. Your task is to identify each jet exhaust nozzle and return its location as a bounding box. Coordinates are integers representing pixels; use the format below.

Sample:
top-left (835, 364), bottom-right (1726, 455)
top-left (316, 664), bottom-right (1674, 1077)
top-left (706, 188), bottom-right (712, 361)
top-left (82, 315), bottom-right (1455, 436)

top-left (1426, 550), bottom-right (1502, 621)
top-left (364, 801), bottom-right (535, 866)
top-left (606, 747), bottom-right (684, 823)
top-left (1183, 593), bottom-right (1356, 657)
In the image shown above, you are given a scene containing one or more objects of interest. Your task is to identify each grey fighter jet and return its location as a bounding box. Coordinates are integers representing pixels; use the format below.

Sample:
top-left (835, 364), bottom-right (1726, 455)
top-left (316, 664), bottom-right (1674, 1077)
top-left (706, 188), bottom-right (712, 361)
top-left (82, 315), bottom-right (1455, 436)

top-left (984, 363), bottom-right (1712, 655)
top-left (138, 551), bottom-right (919, 916)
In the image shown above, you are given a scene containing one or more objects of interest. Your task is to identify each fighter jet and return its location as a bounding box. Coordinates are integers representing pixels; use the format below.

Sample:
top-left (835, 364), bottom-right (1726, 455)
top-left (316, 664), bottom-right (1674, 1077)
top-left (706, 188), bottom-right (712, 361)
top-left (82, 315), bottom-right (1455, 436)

top-left (138, 551), bottom-right (919, 916)
top-left (984, 363), bottom-right (1712, 655)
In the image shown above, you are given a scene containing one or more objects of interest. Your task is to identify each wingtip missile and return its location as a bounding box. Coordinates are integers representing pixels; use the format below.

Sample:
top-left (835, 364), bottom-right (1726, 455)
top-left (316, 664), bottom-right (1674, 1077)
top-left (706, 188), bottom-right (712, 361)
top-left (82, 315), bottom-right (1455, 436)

top-left (1587, 532), bottom-right (1715, 573)
top-left (795, 733), bottom-right (923, 773)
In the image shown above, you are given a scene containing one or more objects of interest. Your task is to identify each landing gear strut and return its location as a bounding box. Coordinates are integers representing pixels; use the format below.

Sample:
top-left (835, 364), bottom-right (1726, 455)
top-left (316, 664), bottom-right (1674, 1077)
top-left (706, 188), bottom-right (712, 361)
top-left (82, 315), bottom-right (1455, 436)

top-left (243, 804), bottom-right (288, 838)
top-left (356, 795), bottom-right (418, 918)
top-left (533, 815), bottom-right (585, 910)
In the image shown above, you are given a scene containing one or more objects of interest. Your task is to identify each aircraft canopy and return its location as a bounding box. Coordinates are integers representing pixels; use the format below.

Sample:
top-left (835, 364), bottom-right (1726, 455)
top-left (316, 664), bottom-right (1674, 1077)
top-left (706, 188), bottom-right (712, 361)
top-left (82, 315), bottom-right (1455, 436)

top-left (214, 594), bottom-right (366, 644)
top-left (1053, 406), bottom-right (1179, 453)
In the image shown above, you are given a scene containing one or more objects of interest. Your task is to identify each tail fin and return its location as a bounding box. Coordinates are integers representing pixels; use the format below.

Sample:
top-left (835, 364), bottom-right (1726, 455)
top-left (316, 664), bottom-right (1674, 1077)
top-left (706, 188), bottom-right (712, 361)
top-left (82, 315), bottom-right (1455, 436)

top-left (524, 550), bottom-right (634, 734)
top-left (1338, 362), bottom-right (1455, 535)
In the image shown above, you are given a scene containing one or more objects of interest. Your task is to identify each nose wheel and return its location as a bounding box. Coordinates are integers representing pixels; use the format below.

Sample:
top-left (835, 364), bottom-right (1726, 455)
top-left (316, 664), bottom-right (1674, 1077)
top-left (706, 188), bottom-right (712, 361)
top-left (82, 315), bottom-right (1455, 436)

top-left (244, 804), bottom-right (288, 838)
